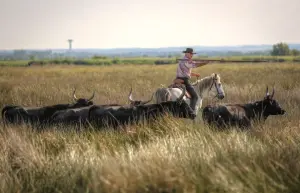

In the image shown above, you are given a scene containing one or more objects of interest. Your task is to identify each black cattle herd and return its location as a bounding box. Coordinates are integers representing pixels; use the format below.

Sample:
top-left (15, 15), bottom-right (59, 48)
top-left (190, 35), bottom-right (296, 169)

top-left (1, 87), bottom-right (195, 131)
top-left (1, 85), bottom-right (286, 131)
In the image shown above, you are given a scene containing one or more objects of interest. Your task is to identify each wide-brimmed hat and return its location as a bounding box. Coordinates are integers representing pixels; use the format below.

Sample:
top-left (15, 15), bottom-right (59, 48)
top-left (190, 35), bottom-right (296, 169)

top-left (182, 48), bottom-right (197, 54)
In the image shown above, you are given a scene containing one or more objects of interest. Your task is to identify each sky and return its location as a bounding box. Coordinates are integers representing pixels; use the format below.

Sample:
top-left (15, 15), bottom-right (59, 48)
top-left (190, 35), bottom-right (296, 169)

top-left (1, 0), bottom-right (300, 49)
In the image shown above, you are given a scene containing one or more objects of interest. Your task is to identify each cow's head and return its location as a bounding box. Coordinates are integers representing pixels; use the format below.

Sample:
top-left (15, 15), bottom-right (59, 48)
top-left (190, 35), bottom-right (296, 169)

top-left (257, 86), bottom-right (285, 117)
top-left (128, 87), bottom-right (153, 107)
top-left (71, 89), bottom-right (95, 108)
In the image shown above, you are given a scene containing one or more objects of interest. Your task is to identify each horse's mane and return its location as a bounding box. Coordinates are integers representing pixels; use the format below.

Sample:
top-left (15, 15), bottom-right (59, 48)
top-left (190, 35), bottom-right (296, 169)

top-left (192, 73), bottom-right (220, 85)
top-left (190, 73), bottom-right (220, 93)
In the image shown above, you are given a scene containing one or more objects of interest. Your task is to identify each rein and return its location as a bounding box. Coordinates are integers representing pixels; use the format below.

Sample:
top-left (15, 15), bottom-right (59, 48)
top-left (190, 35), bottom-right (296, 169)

top-left (197, 76), bottom-right (220, 103)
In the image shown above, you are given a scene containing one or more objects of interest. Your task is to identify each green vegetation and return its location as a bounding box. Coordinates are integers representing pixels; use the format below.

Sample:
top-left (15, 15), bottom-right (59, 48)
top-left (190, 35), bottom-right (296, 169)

top-left (0, 63), bottom-right (299, 192)
top-left (1, 55), bottom-right (300, 67)
top-left (271, 42), bottom-right (300, 56)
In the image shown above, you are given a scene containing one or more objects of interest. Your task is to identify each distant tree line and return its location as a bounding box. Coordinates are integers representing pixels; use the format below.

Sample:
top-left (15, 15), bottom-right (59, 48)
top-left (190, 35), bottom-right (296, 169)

top-left (271, 42), bottom-right (300, 56)
top-left (1, 43), bottom-right (300, 61)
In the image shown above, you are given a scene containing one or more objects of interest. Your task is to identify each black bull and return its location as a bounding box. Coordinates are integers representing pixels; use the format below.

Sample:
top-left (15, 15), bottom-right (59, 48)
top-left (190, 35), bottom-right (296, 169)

top-left (88, 87), bottom-right (196, 129)
top-left (47, 88), bottom-right (155, 127)
top-left (1, 89), bottom-right (95, 126)
top-left (202, 86), bottom-right (286, 129)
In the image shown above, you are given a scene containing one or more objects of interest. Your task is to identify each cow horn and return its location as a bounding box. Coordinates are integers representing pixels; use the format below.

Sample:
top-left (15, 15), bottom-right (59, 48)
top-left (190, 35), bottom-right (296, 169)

top-left (88, 91), bottom-right (95, 101)
top-left (73, 88), bottom-right (78, 101)
top-left (177, 86), bottom-right (186, 101)
top-left (128, 87), bottom-right (134, 102)
top-left (271, 87), bottom-right (275, 98)
top-left (265, 86), bottom-right (269, 97)
top-left (140, 93), bottom-right (154, 105)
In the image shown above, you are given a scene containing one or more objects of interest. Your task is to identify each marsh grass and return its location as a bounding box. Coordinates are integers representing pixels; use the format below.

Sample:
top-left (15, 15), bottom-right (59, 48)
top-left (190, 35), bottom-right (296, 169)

top-left (0, 63), bottom-right (300, 192)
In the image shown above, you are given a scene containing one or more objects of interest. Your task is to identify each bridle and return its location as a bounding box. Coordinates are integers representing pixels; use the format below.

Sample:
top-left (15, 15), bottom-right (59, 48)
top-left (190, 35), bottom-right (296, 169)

top-left (201, 75), bottom-right (223, 101)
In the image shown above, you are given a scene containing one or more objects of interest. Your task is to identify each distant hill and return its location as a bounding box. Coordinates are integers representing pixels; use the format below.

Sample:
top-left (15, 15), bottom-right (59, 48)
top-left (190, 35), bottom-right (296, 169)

top-left (1, 44), bottom-right (299, 52)
top-left (1, 44), bottom-right (300, 59)
top-left (60, 44), bottom-right (300, 57)
top-left (48, 44), bottom-right (300, 53)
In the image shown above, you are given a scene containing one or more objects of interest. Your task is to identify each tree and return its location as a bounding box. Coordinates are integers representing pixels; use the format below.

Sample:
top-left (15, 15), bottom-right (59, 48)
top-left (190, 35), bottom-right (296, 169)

top-left (29, 55), bottom-right (36, 60)
top-left (271, 42), bottom-right (290, 56)
top-left (290, 49), bottom-right (300, 56)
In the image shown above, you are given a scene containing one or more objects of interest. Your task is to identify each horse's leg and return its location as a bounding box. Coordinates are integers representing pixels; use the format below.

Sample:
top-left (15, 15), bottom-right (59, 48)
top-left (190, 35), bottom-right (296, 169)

top-left (190, 97), bottom-right (202, 125)
top-left (192, 118), bottom-right (197, 125)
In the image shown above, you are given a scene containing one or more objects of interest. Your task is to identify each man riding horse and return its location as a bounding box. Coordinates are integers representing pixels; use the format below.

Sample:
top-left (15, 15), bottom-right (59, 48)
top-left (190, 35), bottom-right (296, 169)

top-left (174, 48), bottom-right (210, 116)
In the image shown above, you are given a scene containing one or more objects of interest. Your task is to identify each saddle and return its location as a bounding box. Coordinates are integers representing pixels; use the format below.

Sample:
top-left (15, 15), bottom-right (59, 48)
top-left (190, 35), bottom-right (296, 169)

top-left (167, 79), bottom-right (191, 98)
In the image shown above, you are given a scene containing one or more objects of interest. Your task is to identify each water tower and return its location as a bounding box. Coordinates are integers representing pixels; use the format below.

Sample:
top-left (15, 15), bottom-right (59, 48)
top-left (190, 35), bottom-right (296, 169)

top-left (68, 39), bottom-right (73, 50)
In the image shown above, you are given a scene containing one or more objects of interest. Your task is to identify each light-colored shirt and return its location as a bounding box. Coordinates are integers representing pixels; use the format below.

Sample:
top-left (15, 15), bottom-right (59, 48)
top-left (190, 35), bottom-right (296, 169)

top-left (176, 56), bottom-right (196, 78)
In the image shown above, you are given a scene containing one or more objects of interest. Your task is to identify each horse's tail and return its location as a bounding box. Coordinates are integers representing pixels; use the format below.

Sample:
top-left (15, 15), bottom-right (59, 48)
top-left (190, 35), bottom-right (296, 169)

top-left (155, 88), bottom-right (171, 103)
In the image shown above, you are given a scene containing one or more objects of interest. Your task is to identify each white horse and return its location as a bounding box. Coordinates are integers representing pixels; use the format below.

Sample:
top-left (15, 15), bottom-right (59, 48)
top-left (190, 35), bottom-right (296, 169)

top-left (154, 73), bottom-right (225, 116)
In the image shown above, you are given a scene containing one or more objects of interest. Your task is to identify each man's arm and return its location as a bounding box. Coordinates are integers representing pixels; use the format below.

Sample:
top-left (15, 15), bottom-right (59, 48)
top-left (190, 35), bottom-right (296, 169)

top-left (193, 61), bottom-right (210, 68)
top-left (191, 61), bottom-right (210, 77)
top-left (183, 60), bottom-right (209, 69)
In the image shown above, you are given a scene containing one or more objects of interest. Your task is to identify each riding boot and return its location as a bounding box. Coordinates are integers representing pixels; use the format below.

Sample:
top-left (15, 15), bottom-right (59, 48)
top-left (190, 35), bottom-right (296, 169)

top-left (186, 84), bottom-right (199, 112)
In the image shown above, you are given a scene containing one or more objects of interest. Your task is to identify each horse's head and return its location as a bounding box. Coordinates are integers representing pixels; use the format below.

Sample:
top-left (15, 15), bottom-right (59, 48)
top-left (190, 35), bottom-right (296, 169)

top-left (209, 73), bottom-right (225, 100)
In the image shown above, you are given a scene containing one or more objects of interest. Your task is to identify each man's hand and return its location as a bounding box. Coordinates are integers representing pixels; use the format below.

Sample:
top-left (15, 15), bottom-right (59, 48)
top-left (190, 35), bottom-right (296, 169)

top-left (192, 73), bottom-right (200, 78)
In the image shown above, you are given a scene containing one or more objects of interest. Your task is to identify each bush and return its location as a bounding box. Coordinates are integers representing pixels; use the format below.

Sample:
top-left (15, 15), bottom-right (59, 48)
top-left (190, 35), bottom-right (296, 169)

top-left (154, 60), bottom-right (174, 65)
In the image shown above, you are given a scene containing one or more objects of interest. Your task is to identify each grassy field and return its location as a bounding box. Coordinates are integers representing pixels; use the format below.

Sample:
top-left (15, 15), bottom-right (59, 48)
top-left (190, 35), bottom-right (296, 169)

top-left (0, 63), bottom-right (300, 192)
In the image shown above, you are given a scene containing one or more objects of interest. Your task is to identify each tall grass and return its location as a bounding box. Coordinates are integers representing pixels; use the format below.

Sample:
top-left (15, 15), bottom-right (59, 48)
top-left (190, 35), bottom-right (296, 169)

top-left (0, 63), bottom-right (300, 192)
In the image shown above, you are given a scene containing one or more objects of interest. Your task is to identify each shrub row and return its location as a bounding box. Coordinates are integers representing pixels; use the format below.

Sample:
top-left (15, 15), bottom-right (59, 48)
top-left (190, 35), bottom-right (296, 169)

top-left (2, 56), bottom-right (300, 67)
top-left (26, 59), bottom-right (177, 66)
